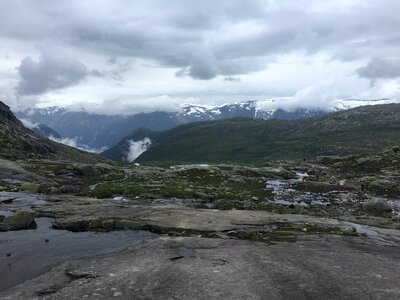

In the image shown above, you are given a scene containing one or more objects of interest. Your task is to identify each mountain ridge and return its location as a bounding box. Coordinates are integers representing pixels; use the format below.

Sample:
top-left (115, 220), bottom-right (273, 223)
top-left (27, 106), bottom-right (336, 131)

top-left (14, 98), bottom-right (398, 151)
top-left (102, 103), bottom-right (400, 164)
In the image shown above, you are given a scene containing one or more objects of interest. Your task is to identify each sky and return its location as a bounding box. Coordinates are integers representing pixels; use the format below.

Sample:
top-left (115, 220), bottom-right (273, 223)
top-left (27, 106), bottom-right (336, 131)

top-left (1, 0), bottom-right (400, 114)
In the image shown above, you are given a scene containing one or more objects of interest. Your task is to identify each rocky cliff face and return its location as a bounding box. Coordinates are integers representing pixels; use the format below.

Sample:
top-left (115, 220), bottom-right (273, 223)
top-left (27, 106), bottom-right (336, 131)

top-left (0, 101), bottom-right (106, 163)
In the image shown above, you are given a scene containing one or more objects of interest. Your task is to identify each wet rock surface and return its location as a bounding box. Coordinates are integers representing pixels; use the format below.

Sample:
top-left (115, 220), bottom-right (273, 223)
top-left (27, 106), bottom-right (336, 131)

top-left (2, 236), bottom-right (400, 299)
top-left (0, 217), bottom-right (156, 291)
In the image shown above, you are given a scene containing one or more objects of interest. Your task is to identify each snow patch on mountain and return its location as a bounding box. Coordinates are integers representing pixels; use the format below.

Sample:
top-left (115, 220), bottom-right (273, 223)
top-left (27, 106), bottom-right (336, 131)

top-left (159, 98), bottom-right (400, 121)
top-left (331, 98), bottom-right (399, 111)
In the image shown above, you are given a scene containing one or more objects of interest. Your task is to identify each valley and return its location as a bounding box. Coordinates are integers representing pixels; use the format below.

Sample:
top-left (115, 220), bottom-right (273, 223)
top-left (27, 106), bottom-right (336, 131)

top-left (1, 101), bottom-right (400, 299)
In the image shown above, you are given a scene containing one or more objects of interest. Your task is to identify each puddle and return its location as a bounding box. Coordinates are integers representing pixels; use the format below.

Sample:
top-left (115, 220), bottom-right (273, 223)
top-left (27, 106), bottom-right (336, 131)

top-left (0, 217), bottom-right (157, 291)
top-left (341, 221), bottom-right (400, 245)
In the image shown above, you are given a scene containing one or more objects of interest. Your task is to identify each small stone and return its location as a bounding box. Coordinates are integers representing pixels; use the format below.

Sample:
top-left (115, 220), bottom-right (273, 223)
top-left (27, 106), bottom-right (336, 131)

top-left (6, 252), bottom-right (11, 257)
top-left (113, 291), bottom-right (123, 297)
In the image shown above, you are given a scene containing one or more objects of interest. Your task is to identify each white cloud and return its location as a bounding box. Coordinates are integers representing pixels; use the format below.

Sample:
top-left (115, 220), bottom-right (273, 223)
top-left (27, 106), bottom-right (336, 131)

top-left (356, 80), bottom-right (400, 99)
top-left (0, 0), bottom-right (399, 112)
top-left (125, 138), bottom-right (152, 162)
top-left (19, 118), bottom-right (39, 130)
top-left (48, 135), bottom-right (104, 153)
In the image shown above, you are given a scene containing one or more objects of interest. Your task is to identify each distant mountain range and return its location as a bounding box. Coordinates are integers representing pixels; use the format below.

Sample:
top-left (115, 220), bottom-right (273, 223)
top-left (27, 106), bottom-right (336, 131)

top-left (102, 103), bottom-right (400, 164)
top-left (14, 98), bottom-right (397, 152)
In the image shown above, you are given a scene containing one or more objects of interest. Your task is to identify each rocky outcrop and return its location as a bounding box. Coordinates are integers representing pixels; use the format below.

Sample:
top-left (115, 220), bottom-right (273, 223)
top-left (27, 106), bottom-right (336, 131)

top-left (1, 210), bottom-right (37, 230)
top-left (0, 102), bottom-right (22, 125)
top-left (0, 101), bottom-right (109, 163)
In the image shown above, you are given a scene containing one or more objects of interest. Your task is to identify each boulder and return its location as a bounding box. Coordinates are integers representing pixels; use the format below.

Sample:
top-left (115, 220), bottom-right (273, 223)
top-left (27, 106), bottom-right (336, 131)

top-left (52, 217), bottom-right (92, 231)
top-left (363, 198), bottom-right (392, 214)
top-left (72, 164), bottom-right (105, 177)
top-left (368, 179), bottom-right (396, 193)
top-left (3, 210), bottom-right (36, 230)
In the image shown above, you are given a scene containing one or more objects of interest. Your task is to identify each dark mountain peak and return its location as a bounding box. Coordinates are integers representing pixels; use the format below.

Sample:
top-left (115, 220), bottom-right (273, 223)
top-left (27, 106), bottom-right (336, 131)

top-left (0, 101), bottom-right (19, 123)
top-left (0, 100), bottom-right (9, 111)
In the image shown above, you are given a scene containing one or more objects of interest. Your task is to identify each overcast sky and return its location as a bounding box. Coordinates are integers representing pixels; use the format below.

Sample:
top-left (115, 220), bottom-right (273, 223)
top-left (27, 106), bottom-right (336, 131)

top-left (1, 0), bottom-right (400, 114)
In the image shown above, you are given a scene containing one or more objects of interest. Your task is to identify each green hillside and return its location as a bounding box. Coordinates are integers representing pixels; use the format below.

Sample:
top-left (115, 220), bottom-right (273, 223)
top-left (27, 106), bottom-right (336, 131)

top-left (102, 103), bottom-right (400, 165)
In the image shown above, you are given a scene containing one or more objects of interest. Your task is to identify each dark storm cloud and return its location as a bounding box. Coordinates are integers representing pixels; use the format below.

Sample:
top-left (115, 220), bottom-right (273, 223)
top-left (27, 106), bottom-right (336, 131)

top-left (16, 51), bottom-right (91, 95)
top-left (2, 0), bottom-right (400, 83)
top-left (357, 57), bottom-right (400, 82)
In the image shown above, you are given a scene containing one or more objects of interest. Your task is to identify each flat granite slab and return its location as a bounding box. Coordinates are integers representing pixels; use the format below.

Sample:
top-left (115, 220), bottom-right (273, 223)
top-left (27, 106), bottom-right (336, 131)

top-left (1, 236), bottom-right (400, 300)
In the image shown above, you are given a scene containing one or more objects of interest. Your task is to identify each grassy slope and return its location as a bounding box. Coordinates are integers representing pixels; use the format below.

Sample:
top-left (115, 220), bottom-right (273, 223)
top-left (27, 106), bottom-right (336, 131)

top-left (131, 103), bottom-right (400, 164)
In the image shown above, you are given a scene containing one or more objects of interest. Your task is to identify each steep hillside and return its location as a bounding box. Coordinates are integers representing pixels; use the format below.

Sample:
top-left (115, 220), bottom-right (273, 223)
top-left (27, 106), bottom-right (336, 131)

top-left (0, 101), bottom-right (106, 163)
top-left (102, 103), bottom-right (400, 164)
top-left (32, 123), bottom-right (61, 139)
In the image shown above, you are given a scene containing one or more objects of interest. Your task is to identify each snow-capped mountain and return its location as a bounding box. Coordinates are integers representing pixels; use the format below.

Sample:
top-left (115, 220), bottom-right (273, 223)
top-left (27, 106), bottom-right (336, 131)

top-left (14, 98), bottom-right (398, 151)
top-left (178, 100), bottom-right (326, 121)
top-left (179, 98), bottom-right (398, 120)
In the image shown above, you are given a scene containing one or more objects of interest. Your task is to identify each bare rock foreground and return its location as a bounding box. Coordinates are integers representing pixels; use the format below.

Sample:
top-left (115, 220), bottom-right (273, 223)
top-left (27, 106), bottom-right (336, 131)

top-left (1, 195), bottom-right (400, 300)
top-left (1, 235), bottom-right (400, 299)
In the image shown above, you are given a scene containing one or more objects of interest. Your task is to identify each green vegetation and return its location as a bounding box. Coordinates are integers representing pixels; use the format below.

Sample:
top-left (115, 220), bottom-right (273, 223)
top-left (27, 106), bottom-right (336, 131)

top-left (85, 166), bottom-right (273, 200)
top-left (319, 147), bottom-right (400, 197)
top-left (103, 103), bottom-right (400, 165)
